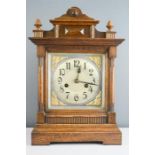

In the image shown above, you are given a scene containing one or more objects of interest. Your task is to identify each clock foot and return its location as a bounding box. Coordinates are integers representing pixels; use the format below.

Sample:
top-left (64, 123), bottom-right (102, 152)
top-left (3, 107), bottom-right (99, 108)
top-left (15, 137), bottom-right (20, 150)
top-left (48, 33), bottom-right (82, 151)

top-left (101, 139), bottom-right (122, 145)
top-left (32, 139), bottom-right (50, 145)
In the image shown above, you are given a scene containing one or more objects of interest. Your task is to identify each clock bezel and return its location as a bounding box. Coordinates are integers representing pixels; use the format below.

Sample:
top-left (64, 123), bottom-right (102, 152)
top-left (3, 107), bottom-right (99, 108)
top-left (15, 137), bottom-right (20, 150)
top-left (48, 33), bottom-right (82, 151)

top-left (44, 49), bottom-right (109, 116)
top-left (51, 55), bottom-right (101, 106)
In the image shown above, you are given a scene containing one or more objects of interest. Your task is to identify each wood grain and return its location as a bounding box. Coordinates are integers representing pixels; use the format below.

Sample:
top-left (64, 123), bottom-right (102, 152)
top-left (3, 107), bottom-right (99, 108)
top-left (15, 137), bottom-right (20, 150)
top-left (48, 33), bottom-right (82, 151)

top-left (32, 124), bottom-right (121, 145)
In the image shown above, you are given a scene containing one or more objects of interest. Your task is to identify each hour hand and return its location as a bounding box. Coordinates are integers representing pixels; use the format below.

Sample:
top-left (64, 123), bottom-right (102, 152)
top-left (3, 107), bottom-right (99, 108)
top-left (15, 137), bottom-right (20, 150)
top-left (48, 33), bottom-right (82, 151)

top-left (74, 66), bottom-right (81, 83)
top-left (77, 66), bottom-right (81, 73)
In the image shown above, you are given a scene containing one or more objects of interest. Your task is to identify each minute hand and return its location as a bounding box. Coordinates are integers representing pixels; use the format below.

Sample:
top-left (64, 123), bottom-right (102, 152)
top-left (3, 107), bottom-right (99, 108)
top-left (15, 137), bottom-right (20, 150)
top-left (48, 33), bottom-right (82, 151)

top-left (77, 80), bottom-right (99, 86)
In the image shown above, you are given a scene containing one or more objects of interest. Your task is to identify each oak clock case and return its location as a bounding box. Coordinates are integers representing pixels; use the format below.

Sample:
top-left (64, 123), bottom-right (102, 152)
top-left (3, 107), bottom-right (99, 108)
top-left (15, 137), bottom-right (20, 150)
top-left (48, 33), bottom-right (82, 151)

top-left (29, 7), bottom-right (124, 145)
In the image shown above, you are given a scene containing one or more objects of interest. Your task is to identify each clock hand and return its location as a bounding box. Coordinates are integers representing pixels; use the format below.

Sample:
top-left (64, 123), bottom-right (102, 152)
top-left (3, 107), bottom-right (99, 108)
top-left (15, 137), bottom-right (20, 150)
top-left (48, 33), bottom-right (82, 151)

top-left (74, 66), bottom-right (81, 83)
top-left (77, 80), bottom-right (99, 86)
top-left (77, 66), bottom-right (81, 74)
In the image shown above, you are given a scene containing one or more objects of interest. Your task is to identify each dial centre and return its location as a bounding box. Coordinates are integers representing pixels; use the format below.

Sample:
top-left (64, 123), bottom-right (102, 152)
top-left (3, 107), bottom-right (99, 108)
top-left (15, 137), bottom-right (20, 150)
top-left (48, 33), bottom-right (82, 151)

top-left (84, 83), bottom-right (88, 88)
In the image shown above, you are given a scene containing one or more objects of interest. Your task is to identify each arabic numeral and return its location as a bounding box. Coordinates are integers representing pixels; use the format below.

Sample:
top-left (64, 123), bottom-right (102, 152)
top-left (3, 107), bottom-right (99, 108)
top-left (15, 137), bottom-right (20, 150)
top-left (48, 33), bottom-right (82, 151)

top-left (58, 77), bottom-right (62, 84)
top-left (74, 60), bottom-right (80, 68)
top-left (92, 77), bottom-right (96, 84)
top-left (74, 95), bottom-right (79, 101)
top-left (66, 62), bottom-right (71, 70)
top-left (59, 86), bottom-right (64, 93)
top-left (65, 92), bottom-right (70, 99)
top-left (83, 92), bottom-right (87, 99)
top-left (59, 69), bottom-right (65, 76)
top-left (89, 69), bottom-right (94, 76)
top-left (88, 86), bottom-right (93, 93)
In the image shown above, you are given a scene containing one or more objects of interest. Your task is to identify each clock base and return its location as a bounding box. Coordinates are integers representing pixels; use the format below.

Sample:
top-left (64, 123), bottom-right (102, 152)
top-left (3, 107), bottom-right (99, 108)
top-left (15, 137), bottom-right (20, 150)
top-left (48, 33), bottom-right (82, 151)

top-left (32, 124), bottom-right (121, 145)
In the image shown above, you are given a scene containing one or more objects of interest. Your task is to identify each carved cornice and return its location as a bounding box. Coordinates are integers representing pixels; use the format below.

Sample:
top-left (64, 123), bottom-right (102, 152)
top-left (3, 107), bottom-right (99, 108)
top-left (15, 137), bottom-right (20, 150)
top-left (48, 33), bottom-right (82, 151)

top-left (29, 38), bottom-right (124, 46)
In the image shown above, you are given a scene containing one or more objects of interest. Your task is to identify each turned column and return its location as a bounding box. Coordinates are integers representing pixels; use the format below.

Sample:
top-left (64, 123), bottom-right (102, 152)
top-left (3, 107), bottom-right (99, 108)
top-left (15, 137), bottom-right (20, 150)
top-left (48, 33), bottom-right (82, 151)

top-left (106, 21), bottom-right (117, 124)
top-left (33, 19), bottom-right (45, 123)
top-left (90, 25), bottom-right (95, 38)
top-left (54, 24), bottom-right (60, 38)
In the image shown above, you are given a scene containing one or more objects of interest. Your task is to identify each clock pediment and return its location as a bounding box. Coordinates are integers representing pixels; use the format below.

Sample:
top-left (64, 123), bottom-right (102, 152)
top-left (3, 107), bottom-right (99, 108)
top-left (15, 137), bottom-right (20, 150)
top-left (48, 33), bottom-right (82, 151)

top-left (50, 7), bottom-right (99, 25)
top-left (30, 7), bottom-right (125, 39)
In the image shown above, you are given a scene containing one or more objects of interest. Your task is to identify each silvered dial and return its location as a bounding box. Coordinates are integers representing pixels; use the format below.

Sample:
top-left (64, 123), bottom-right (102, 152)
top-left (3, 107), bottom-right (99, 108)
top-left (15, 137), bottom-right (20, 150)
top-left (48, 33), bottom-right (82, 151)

top-left (53, 58), bottom-right (100, 105)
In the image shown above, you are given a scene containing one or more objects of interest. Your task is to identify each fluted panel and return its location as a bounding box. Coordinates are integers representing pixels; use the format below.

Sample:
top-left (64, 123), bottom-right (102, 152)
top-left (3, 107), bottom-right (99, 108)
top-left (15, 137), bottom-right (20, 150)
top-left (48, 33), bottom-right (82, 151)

top-left (46, 117), bottom-right (107, 124)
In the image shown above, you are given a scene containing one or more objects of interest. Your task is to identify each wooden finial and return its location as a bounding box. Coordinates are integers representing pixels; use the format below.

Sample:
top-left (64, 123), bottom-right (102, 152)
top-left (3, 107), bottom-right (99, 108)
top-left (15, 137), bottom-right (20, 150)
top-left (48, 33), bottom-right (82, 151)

top-left (106, 20), bottom-right (113, 31)
top-left (34, 19), bottom-right (42, 30)
top-left (33, 19), bottom-right (44, 37)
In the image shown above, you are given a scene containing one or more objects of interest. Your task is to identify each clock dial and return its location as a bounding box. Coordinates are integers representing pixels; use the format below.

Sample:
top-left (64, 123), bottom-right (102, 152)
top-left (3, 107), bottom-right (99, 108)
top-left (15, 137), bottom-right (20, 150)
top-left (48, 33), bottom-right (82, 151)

top-left (53, 58), bottom-right (100, 105)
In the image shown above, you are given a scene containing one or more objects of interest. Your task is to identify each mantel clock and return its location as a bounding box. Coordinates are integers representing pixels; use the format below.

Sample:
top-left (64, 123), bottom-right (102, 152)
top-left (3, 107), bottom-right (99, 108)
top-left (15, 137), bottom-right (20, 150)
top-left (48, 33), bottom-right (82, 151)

top-left (29, 7), bottom-right (124, 145)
